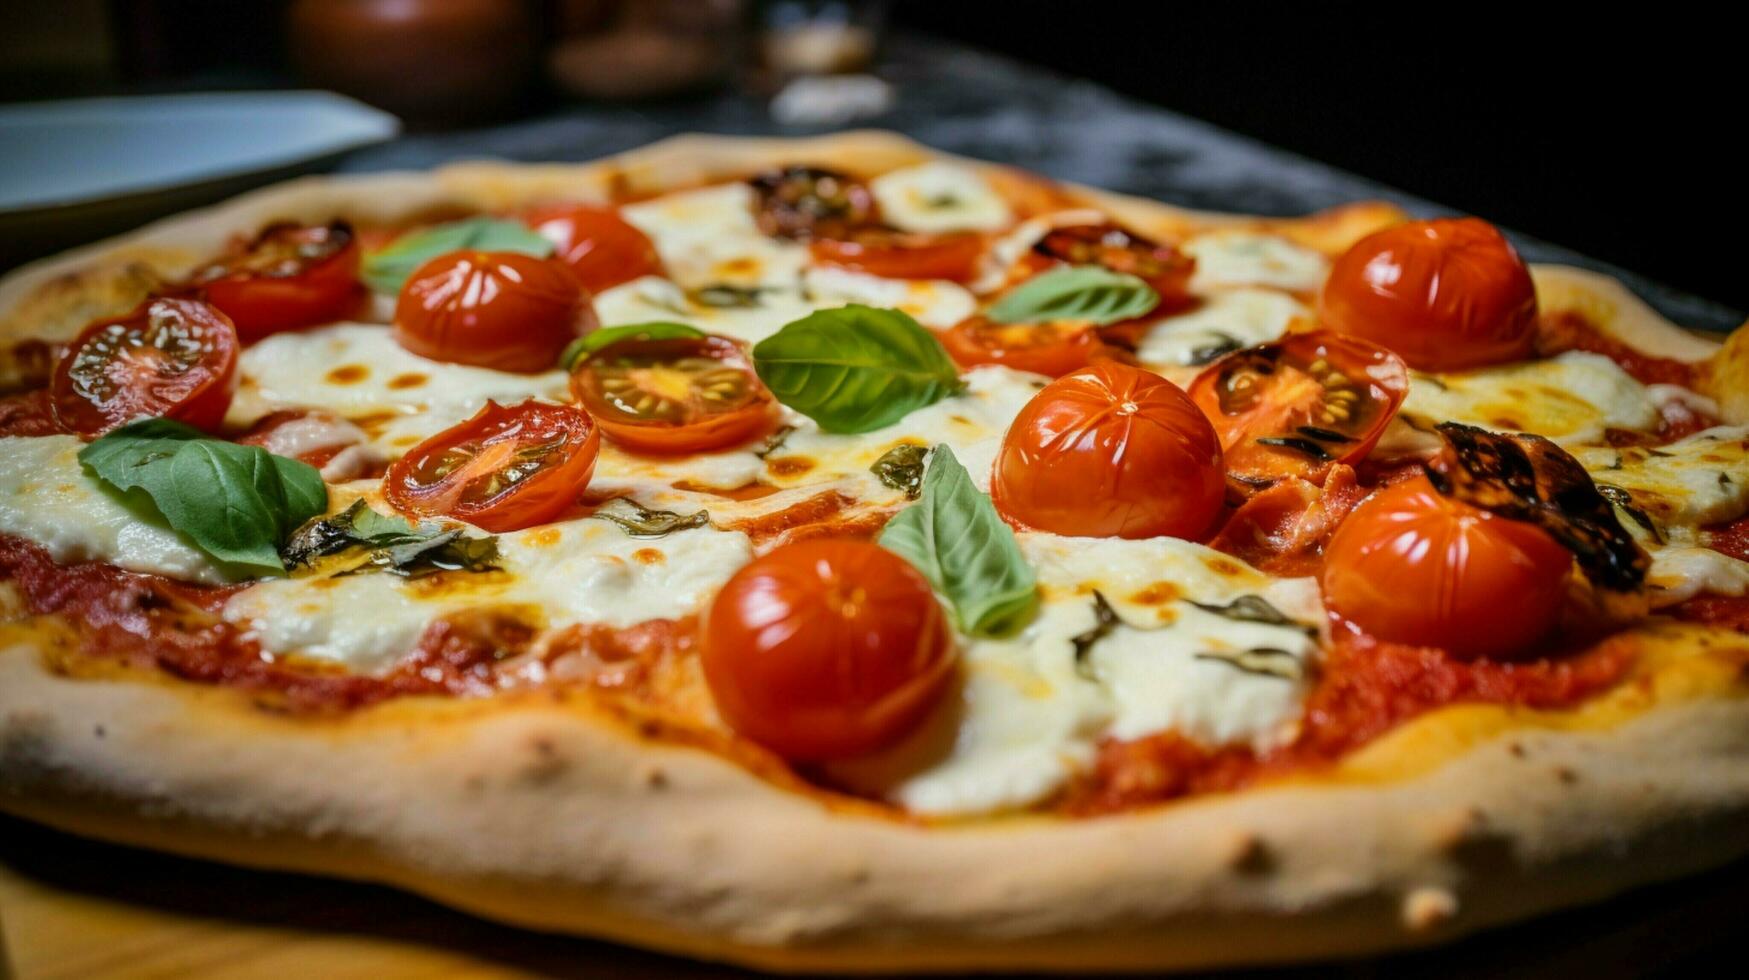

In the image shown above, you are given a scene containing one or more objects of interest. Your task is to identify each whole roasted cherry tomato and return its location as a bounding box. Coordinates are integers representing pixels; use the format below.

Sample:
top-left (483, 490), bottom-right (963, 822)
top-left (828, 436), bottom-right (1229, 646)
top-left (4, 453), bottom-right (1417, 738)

top-left (940, 316), bottom-right (1103, 377)
top-left (50, 298), bottom-right (239, 436)
top-left (810, 230), bottom-right (984, 281)
top-left (1322, 475), bottom-right (1572, 659)
top-left (993, 361), bottom-right (1225, 539)
top-left (569, 334), bottom-right (775, 454)
top-left (191, 222), bottom-right (361, 341)
top-left (394, 251), bottom-right (596, 373)
top-left (1319, 217), bottom-right (1537, 371)
top-left (1189, 330), bottom-right (1408, 484)
top-left (700, 538), bottom-right (956, 761)
top-left (526, 204), bottom-right (663, 294)
top-left (385, 400), bottom-right (599, 532)
top-left (1034, 222), bottom-right (1195, 304)
top-left (748, 165), bottom-right (878, 240)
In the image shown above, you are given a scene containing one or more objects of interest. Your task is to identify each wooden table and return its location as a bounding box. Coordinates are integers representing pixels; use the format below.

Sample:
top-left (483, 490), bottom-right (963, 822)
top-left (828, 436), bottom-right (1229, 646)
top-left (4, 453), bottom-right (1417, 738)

top-left (2, 812), bottom-right (1743, 979)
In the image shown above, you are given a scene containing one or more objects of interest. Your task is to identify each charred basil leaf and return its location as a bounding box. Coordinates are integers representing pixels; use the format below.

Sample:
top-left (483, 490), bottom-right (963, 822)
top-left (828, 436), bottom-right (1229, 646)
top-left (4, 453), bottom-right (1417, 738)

top-left (285, 500), bottom-right (500, 578)
top-left (870, 443), bottom-right (929, 499)
top-left (692, 284), bottom-right (771, 309)
top-left (748, 165), bottom-right (877, 240)
top-left (1595, 484), bottom-right (1665, 545)
top-left (1427, 422), bottom-right (1648, 591)
top-left (588, 498), bottom-right (711, 538)
top-left (1070, 590), bottom-right (1121, 676)
top-left (1188, 594), bottom-right (1318, 635)
top-left (1194, 647), bottom-right (1302, 680)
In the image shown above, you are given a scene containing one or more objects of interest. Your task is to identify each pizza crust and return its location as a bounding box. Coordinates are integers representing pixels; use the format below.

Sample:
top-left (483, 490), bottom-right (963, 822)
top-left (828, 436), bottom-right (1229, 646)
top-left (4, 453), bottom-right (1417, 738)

top-left (3, 132), bottom-right (1748, 972)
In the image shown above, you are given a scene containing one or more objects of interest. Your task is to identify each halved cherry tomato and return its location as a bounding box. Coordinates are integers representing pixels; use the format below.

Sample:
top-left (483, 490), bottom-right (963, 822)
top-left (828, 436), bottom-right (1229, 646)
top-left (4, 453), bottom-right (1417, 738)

top-left (1322, 475), bottom-right (1572, 660)
top-left (1034, 222), bottom-right (1195, 305)
top-left (748, 165), bottom-right (878, 240)
top-left (385, 400), bottom-right (599, 532)
top-left (810, 230), bottom-right (984, 281)
top-left (1188, 330), bottom-right (1408, 484)
top-left (191, 222), bottom-right (362, 341)
top-left (394, 251), bottom-right (596, 373)
top-left (939, 316), bottom-right (1104, 377)
top-left (50, 298), bottom-right (239, 436)
top-left (569, 334), bottom-right (775, 454)
top-left (700, 538), bottom-right (956, 761)
top-left (525, 205), bottom-right (663, 294)
top-left (1319, 217), bottom-right (1537, 371)
top-left (993, 361), bottom-right (1225, 539)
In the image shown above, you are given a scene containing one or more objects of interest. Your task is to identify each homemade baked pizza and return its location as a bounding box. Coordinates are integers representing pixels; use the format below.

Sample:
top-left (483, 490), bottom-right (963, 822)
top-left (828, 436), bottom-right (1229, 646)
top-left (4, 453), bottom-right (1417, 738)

top-left (3, 132), bottom-right (1747, 973)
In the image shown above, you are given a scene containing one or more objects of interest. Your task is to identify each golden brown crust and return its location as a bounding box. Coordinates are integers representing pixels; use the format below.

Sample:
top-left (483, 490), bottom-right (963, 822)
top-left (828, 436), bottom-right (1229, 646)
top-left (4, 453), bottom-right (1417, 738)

top-left (3, 132), bottom-right (1748, 973)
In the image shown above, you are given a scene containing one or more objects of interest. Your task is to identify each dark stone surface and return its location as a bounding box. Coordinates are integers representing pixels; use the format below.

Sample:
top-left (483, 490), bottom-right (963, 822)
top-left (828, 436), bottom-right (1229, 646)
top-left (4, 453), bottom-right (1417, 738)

top-left (339, 34), bottom-right (1742, 334)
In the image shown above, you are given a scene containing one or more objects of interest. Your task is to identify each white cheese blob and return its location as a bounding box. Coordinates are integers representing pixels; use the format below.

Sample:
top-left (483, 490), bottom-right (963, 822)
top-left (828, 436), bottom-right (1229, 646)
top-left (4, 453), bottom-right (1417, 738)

top-left (0, 435), bottom-right (224, 584)
top-left (1646, 546), bottom-right (1749, 607)
top-left (869, 162), bottom-right (1014, 234)
top-left (619, 182), bottom-right (807, 291)
top-left (1183, 231), bottom-right (1329, 293)
top-left (834, 532), bottom-right (1322, 816)
top-left (1576, 426), bottom-right (1749, 529)
top-left (223, 520), bottom-right (752, 673)
top-left (1133, 288), bottom-right (1310, 375)
top-left (1397, 350), bottom-right (1661, 447)
top-left (800, 266), bottom-right (977, 329)
top-left (591, 275), bottom-right (819, 347)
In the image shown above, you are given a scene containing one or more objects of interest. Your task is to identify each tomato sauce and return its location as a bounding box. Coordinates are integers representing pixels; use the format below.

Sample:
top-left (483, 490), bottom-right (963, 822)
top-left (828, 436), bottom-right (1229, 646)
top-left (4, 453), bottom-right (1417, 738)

top-left (0, 389), bottom-right (61, 437)
top-left (1536, 310), bottom-right (1700, 388)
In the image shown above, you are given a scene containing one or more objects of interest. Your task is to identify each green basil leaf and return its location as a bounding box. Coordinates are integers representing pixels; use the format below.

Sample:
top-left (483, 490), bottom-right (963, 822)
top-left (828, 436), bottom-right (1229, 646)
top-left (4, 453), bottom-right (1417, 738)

top-left (878, 445), bottom-right (1039, 638)
top-left (587, 498), bottom-right (712, 537)
top-left (79, 419), bottom-right (328, 576)
top-left (285, 500), bottom-right (500, 578)
top-left (361, 217), bottom-right (555, 294)
top-left (560, 321), bottom-right (705, 370)
top-left (988, 265), bottom-right (1159, 326)
top-left (752, 305), bottom-right (962, 434)
top-left (869, 443), bottom-right (928, 499)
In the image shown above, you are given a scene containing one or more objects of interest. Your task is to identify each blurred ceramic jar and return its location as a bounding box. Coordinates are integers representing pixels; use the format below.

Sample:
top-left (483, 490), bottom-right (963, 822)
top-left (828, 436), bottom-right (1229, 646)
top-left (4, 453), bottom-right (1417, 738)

top-left (546, 0), bottom-right (746, 101)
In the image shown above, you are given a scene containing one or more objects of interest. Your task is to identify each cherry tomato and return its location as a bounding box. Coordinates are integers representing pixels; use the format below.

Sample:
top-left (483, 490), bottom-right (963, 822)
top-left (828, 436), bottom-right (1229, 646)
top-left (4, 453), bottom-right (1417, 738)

top-left (940, 316), bottom-right (1103, 377)
top-left (1188, 330), bottom-right (1408, 484)
top-left (700, 538), bottom-right (956, 761)
top-left (526, 204), bottom-right (663, 294)
top-left (394, 251), bottom-right (596, 373)
top-left (191, 222), bottom-right (361, 341)
top-left (50, 298), bottom-right (239, 437)
top-left (385, 400), bottom-right (599, 532)
top-left (810, 230), bottom-right (984, 281)
top-left (1319, 217), bottom-right (1537, 371)
top-left (993, 361), bottom-right (1225, 539)
top-left (569, 334), bottom-right (775, 454)
top-left (1322, 475), bottom-right (1572, 659)
top-left (1034, 222), bottom-right (1195, 304)
top-left (748, 165), bottom-right (878, 240)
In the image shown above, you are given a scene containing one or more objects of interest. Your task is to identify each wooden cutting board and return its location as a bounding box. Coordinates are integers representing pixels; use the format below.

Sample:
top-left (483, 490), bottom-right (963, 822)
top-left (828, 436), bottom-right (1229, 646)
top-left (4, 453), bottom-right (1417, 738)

top-left (1, 813), bottom-right (1742, 979)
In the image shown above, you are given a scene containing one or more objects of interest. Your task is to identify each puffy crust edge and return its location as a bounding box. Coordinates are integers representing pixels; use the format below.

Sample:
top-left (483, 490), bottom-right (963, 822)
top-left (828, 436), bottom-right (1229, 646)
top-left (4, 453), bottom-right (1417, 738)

top-left (6, 640), bottom-right (1749, 974)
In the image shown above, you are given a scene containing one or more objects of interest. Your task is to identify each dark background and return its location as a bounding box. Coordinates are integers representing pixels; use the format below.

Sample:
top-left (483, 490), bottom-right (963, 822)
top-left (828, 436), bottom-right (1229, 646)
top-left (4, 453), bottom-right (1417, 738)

top-left (1, 1), bottom-right (1741, 312)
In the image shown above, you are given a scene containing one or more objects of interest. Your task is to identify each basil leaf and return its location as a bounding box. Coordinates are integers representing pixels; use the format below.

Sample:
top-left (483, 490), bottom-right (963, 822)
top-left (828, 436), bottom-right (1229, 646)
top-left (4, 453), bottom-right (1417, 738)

top-left (878, 445), bottom-right (1038, 638)
top-left (988, 265), bottom-right (1159, 325)
top-left (870, 443), bottom-right (928, 499)
top-left (753, 305), bottom-right (962, 434)
top-left (79, 419), bottom-right (328, 576)
top-left (560, 321), bottom-right (705, 371)
top-left (361, 217), bottom-right (555, 294)
top-left (286, 500), bottom-right (500, 578)
top-left (587, 498), bottom-right (711, 537)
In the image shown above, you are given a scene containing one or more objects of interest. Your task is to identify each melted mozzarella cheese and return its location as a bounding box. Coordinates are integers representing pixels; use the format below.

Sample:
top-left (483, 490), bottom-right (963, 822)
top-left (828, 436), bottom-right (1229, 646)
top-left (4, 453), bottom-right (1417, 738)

top-left (223, 520), bottom-right (752, 672)
top-left (1183, 231), bottom-right (1328, 293)
top-left (1646, 546), bottom-right (1749, 607)
top-left (833, 532), bottom-right (1322, 816)
top-left (0, 435), bottom-right (224, 583)
top-left (1398, 351), bottom-right (1660, 446)
top-left (1133, 288), bottom-right (1309, 375)
top-left (1577, 426), bottom-right (1749, 529)
top-left (620, 183), bottom-right (807, 291)
top-left (228, 324), bottom-right (568, 458)
top-left (801, 266), bottom-right (976, 329)
top-left (869, 162), bottom-right (1013, 234)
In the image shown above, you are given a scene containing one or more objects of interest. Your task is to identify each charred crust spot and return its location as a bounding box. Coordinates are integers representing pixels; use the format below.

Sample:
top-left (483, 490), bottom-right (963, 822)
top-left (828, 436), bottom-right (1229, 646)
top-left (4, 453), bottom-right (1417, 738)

top-left (1428, 422), bottom-right (1648, 591)
top-left (1224, 832), bottom-right (1275, 875)
top-left (1555, 766), bottom-right (1580, 785)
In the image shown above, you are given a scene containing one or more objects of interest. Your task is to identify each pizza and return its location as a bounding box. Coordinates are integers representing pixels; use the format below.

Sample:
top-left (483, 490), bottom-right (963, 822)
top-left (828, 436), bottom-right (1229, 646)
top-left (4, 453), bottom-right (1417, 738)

top-left (2, 132), bottom-right (1747, 973)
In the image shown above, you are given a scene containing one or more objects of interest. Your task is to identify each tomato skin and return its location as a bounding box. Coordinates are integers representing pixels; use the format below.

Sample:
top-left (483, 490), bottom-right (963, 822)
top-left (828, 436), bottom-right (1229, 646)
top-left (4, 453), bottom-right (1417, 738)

top-left (394, 251), bottom-right (596, 373)
top-left (50, 298), bottom-right (239, 437)
top-left (194, 222), bottom-right (361, 341)
top-left (700, 539), bottom-right (956, 761)
top-left (939, 316), bottom-right (1103, 377)
top-left (1034, 223), bottom-right (1195, 306)
top-left (748, 166), bottom-right (878, 240)
top-left (1188, 330), bottom-right (1409, 484)
top-left (1319, 217), bottom-right (1537, 371)
top-left (384, 400), bottom-right (600, 533)
top-left (526, 205), bottom-right (663, 294)
top-left (993, 361), bottom-right (1225, 540)
top-left (570, 335), bottom-right (776, 455)
top-left (1322, 476), bottom-right (1573, 660)
top-left (810, 231), bottom-right (984, 282)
